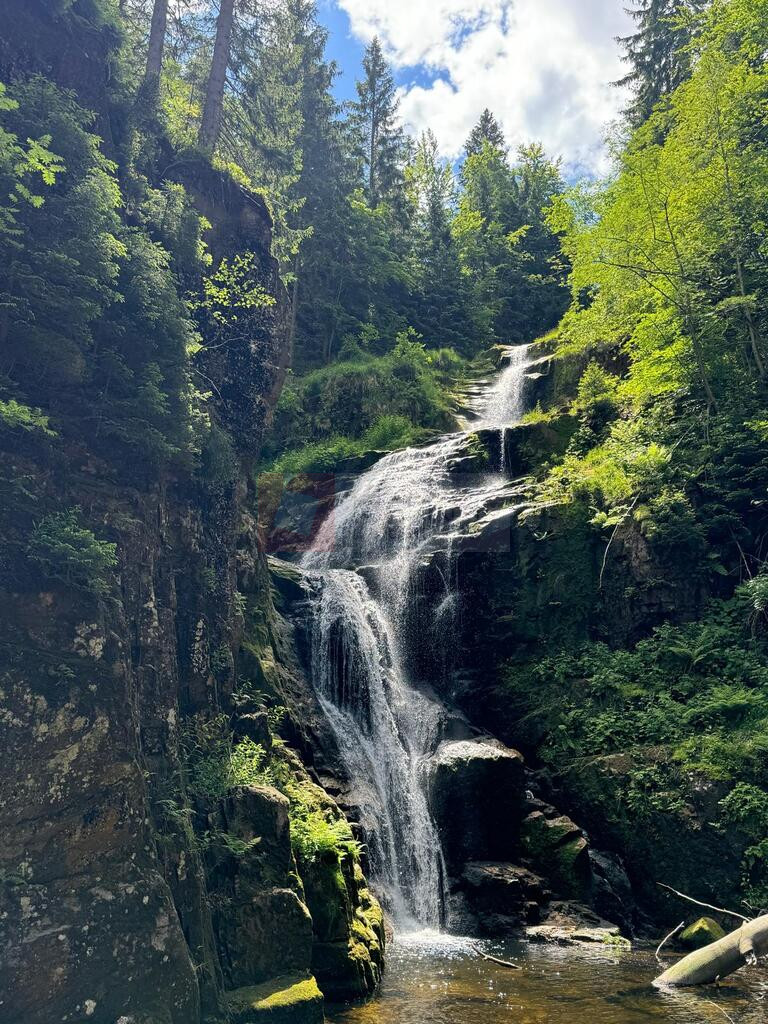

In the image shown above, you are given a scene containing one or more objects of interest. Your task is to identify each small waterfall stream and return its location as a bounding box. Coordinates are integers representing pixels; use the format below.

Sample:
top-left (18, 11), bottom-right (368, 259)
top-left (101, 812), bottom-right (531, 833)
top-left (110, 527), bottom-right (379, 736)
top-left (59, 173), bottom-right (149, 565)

top-left (301, 345), bottom-right (532, 930)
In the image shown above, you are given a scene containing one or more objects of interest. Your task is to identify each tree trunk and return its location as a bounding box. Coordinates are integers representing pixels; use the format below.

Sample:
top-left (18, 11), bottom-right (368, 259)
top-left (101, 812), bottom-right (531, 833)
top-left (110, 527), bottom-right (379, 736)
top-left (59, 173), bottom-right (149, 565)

top-left (654, 914), bottom-right (768, 987)
top-left (199, 0), bottom-right (235, 154)
top-left (144, 0), bottom-right (168, 89)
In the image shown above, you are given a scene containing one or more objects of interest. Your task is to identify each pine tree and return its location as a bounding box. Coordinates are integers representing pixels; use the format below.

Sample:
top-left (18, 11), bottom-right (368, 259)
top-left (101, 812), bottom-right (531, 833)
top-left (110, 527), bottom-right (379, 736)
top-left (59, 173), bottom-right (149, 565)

top-left (616, 0), bottom-right (705, 126)
top-left (406, 131), bottom-right (486, 352)
top-left (348, 37), bottom-right (405, 207)
top-left (464, 108), bottom-right (505, 157)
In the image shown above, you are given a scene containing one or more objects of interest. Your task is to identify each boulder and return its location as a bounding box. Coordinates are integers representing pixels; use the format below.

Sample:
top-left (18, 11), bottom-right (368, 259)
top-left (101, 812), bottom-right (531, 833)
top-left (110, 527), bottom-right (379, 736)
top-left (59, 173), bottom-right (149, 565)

top-left (679, 916), bottom-right (727, 951)
top-left (216, 887), bottom-right (314, 988)
top-left (426, 737), bottom-right (525, 875)
top-left (227, 973), bottom-right (323, 1023)
top-left (220, 785), bottom-right (293, 881)
top-left (451, 861), bottom-right (549, 935)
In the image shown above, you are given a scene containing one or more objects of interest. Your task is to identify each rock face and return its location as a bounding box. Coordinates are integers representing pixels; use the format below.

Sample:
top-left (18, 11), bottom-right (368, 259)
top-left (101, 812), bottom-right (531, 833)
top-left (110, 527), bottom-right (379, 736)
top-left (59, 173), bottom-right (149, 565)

top-left (0, 7), bottom-right (383, 1022)
top-left (209, 787), bottom-right (314, 989)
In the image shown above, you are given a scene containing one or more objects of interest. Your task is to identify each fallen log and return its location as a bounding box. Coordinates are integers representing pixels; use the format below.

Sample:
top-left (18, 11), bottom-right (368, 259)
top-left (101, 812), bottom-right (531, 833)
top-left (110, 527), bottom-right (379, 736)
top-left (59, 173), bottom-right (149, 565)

top-left (653, 914), bottom-right (768, 987)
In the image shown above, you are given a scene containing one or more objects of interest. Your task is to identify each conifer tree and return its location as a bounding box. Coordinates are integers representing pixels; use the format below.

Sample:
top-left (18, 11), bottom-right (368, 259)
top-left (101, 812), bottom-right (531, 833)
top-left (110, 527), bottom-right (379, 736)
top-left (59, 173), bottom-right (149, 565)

top-left (464, 108), bottom-right (505, 157)
top-left (616, 0), bottom-right (706, 125)
top-left (349, 37), bottom-right (405, 207)
top-left (199, 0), bottom-right (235, 152)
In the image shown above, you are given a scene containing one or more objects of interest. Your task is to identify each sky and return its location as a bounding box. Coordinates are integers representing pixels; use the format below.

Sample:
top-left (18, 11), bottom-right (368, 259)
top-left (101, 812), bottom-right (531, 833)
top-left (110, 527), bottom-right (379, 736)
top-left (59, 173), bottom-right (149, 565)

top-left (317, 0), bottom-right (635, 178)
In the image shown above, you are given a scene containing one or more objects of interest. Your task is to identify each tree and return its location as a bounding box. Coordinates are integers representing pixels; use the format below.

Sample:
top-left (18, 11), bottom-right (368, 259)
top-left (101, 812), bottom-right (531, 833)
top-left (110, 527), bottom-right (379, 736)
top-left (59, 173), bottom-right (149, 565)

top-left (465, 108), bottom-right (505, 157)
top-left (454, 140), bottom-right (567, 344)
top-left (144, 0), bottom-right (168, 92)
top-left (406, 130), bottom-right (486, 352)
top-left (348, 37), bottom-right (405, 207)
top-left (199, 0), bottom-right (235, 152)
top-left (616, 0), bottom-right (706, 125)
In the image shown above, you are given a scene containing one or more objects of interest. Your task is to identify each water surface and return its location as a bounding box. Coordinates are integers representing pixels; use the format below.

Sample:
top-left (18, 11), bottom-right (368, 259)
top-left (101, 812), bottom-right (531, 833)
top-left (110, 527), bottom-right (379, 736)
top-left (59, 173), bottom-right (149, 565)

top-left (328, 933), bottom-right (768, 1024)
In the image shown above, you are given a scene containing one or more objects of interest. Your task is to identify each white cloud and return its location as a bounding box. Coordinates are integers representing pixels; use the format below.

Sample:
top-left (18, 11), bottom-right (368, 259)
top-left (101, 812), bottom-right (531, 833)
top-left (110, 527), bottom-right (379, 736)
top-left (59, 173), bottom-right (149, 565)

top-left (335, 0), bottom-right (633, 176)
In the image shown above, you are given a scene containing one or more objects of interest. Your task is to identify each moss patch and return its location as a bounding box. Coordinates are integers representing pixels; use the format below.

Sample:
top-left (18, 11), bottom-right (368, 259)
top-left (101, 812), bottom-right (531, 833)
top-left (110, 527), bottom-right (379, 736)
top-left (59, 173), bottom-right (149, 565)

top-left (227, 974), bottom-right (323, 1023)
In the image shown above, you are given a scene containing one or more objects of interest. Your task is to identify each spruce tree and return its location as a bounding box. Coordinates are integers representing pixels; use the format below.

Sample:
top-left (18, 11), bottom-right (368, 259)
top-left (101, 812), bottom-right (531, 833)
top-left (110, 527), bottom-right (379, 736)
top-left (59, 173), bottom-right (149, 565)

top-left (616, 0), bottom-right (705, 126)
top-left (349, 37), bottom-right (405, 207)
top-left (464, 108), bottom-right (505, 157)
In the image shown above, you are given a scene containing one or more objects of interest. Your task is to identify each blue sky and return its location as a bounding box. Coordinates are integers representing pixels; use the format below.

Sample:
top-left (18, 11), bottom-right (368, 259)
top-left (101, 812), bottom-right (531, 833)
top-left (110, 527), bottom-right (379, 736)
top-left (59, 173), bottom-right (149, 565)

top-left (316, 0), bottom-right (635, 177)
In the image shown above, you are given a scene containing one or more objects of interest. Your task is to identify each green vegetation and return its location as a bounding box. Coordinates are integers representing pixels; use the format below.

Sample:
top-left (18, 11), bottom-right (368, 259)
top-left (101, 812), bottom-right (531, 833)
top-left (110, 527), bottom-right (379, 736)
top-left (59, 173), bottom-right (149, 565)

top-left (182, 715), bottom-right (274, 802)
top-left (264, 334), bottom-right (458, 473)
top-left (27, 508), bottom-right (117, 595)
top-left (503, 595), bottom-right (768, 902)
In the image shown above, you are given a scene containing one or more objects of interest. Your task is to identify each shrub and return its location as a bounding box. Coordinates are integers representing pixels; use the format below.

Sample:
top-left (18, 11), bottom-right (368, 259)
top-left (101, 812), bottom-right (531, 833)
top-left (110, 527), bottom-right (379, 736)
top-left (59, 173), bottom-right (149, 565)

top-left (27, 508), bottom-right (117, 595)
top-left (0, 399), bottom-right (55, 436)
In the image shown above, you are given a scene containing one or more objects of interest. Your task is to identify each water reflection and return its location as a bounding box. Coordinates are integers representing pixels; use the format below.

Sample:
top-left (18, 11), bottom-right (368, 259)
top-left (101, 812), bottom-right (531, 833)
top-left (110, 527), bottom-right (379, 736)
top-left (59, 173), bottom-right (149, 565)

top-left (327, 935), bottom-right (768, 1024)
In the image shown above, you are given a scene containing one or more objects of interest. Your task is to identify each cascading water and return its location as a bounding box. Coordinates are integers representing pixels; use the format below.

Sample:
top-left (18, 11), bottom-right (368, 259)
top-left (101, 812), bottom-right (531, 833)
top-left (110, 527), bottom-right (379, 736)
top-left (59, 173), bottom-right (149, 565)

top-left (477, 343), bottom-right (532, 427)
top-left (301, 344), bottom-right (531, 931)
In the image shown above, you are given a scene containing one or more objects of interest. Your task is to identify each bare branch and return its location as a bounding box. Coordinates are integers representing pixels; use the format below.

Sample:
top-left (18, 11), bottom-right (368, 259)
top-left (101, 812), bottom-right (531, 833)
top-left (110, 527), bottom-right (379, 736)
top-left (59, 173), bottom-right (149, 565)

top-left (657, 883), bottom-right (750, 923)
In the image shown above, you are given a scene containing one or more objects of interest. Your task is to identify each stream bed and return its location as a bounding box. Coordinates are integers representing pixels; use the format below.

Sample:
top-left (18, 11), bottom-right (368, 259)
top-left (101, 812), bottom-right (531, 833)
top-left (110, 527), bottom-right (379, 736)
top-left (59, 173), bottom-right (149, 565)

top-left (327, 933), bottom-right (768, 1024)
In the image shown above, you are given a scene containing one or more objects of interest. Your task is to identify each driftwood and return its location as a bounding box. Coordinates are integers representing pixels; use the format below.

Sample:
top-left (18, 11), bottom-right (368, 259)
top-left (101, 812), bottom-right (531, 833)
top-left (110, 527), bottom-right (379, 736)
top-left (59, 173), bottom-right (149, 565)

top-left (471, 944), bottom-right (521, 970)
top-left (653, 914), bottom-right (768, 987)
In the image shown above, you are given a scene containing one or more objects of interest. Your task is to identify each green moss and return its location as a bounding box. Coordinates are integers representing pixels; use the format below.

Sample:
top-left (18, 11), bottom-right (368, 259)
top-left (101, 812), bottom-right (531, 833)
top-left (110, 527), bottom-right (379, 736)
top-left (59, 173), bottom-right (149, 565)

top-left (227, 974), bottom-right (323, 1023)
top-left (679, 917), bottom-right (726, 950)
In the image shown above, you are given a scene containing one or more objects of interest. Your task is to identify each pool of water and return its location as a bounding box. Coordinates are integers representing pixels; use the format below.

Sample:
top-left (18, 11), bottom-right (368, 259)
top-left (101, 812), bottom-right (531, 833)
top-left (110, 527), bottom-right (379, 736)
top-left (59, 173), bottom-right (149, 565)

top-left (327, 932), bottom-right (768, 1024)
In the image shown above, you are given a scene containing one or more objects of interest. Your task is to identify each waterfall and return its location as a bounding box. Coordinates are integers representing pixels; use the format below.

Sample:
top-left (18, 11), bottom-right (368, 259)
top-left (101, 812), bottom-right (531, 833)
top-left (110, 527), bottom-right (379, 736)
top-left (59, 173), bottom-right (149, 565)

top-left (300, 344), bottom-right (531, 931)
top-left (477, 344), bottom-right (532, 427)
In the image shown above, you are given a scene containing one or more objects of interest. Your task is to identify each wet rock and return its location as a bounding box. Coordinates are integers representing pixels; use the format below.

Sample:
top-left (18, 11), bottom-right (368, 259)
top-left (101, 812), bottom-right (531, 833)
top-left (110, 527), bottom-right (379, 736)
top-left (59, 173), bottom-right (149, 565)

top-left (527, 901), bottom-right (629, 948)
top-left (679, 916), bottom-right (726, 950)
top-left (451, 861), bottom-right (549, 935)
top-left (227, 973), bottom-right (324, 1023)
top-left (426, 738), bottom-right (525, 874)
top-left (589, 849), bottom-right (636, 935)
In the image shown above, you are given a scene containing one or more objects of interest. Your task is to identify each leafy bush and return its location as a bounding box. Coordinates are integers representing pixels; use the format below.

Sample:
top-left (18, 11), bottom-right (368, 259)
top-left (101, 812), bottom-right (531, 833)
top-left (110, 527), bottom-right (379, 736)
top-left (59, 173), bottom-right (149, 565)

top-left (502, 597), bottom-right (768, 814)
top-left (0, 399), bottom-right (55, 436)
top-left (290, 807), bottom-right (358, 863)
top-left (264, 335), bottom-right (464, 471)
top-left (27, 508), bottom-right (117, 595)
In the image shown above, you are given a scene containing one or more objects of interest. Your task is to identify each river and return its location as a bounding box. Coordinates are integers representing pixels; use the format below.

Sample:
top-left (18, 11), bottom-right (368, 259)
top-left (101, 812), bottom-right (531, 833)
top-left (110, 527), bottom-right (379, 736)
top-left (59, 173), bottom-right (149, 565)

top-left (328, 932), bottom-right (767, 1024)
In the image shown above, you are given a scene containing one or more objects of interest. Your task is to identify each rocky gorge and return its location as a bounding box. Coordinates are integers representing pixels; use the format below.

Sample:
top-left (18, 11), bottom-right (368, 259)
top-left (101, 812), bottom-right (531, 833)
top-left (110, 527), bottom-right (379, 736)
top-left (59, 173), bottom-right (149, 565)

top-left (3, 1), bottom-right (768, 1022)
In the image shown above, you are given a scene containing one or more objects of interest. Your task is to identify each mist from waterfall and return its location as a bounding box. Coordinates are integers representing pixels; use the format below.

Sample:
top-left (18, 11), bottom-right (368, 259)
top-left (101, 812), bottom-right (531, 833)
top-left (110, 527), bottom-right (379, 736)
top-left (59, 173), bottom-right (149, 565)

top-left (301, 344), bottom-right (531, 930)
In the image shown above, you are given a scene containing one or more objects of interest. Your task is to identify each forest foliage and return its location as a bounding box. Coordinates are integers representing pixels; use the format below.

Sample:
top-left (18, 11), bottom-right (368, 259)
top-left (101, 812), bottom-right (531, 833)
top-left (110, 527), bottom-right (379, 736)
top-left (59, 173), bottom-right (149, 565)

top-left (506, 0), bottom-right (768, 905)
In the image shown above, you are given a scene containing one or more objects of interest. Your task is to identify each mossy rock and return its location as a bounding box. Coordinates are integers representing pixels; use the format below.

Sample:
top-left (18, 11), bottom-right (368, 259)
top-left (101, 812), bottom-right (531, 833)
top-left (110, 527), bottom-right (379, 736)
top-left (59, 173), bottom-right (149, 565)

top-left (520, 811), bottom-right (592, 900)
top-left (679, 917), bottom-right (726, 951)
top-left (227, 974), bottom-right (323, 1023)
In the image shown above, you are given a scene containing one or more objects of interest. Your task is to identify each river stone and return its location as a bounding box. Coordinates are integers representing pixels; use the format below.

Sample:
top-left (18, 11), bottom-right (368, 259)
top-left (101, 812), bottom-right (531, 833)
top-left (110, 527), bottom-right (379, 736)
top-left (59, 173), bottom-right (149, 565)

top-left (426, 737), bottom-right (525, 874)
top-left (679, 916), bottom-right (726, 950)
top-left (227, 973), bottom-right (323, 1023)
